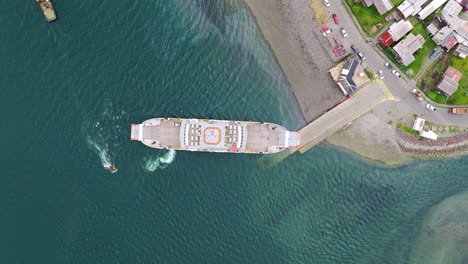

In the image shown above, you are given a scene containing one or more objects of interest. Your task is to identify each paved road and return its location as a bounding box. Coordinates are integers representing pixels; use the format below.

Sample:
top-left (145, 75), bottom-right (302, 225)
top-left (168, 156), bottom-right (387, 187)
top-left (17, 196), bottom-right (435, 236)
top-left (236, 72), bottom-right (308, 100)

top-left (327, 1), bottom-right (468, 126)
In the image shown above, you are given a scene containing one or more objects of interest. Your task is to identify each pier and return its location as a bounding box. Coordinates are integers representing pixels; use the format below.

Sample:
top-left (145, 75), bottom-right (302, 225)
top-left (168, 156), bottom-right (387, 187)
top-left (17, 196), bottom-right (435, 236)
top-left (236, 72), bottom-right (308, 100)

top-left (260, 81), bottom-right (395, 167)
top-left (295, 80), bottom-right (395, 154)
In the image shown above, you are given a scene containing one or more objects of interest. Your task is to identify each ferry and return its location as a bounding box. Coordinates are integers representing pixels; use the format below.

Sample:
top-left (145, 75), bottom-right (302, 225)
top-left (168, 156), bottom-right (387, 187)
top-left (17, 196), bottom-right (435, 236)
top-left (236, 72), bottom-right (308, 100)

top-left (130, 118), bottom-right (300, 154)
top-left (37, 0), bottom-right (57, 22)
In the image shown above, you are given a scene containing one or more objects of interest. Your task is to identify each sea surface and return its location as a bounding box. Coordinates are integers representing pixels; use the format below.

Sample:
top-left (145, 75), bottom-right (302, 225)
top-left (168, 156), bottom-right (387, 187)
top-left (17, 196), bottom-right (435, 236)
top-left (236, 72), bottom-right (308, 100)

top-left (1, 0), bottom-right (468, 263)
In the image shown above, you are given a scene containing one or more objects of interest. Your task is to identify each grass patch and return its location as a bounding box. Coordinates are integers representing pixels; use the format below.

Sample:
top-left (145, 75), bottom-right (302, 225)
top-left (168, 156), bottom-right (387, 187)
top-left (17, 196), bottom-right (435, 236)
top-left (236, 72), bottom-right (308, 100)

top-left (426, 90), bottom-right (447, 104)
top-left (390, 0), bottom-right (405, 5)
top-left (449, 127), bottom-right (460, 133)
top-left (383, 22), bottom-right (437, 78)
top-left (365, 68), bottom-right (376, 80)
top-left (405, 23), bottom-right (437, 77)
top-left (388, 120), bottom-right (393, 125)
top-left (425, 120), bottom-right (436, 126)
top-left (397, 123), bottom-right (419, 135)
top-left (345, 0), bottom-right (386, 34)
top-left (446, 56), bottom-right (468, 105)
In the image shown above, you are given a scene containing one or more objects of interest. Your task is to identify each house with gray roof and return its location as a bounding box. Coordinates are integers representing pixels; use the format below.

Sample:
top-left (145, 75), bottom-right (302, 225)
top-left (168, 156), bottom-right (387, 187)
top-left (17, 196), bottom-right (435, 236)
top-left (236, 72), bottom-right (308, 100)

top-left (398, 0), bottom-right (428, 17)
top-left (388, 20), bottom-right (414, 42)
top-left (436, 66), bottom-right (463, 96)
top-left (442, 0), bottom-right (463, 27)
top-left (454, 44), bottom-right (468, 58)
top-left (433, 26), bottom-right (458, 49)
top-left (418, 0), bottom-right (449, 20)
top-left (337, 58), bottom-right (359, 95)
top-left (363, 0), bottom-right (394, 14)
top-left (392, 33), bottom-right (426, 65)
top-left (426, 18), bottom-right (446, 36)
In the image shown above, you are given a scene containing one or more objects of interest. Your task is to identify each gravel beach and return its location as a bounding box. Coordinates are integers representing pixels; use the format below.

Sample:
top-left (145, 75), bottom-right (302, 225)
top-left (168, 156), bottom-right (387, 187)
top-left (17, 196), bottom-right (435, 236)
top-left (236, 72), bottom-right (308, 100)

top-left (242, 0), bottom-right (344, 122)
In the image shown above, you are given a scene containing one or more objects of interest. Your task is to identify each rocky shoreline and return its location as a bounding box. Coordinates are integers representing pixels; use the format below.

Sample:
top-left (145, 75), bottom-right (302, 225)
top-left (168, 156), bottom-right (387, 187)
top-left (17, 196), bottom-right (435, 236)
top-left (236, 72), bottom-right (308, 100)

top-left (396, 130), bottom-right (468, 159)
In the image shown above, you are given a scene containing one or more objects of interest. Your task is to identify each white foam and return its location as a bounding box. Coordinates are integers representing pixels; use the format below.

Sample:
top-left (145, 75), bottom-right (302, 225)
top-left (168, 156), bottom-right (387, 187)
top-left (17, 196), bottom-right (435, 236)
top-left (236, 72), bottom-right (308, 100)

top-left (143, 150), bottom-right (176, 172)
top-left (87, 137), bottom-right (113, 169)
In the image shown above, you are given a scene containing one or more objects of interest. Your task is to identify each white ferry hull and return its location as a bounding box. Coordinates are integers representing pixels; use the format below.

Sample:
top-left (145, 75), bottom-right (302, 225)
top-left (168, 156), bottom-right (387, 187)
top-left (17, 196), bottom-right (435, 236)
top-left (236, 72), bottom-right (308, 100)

top-left (131, 118), bottom-right (300, 154)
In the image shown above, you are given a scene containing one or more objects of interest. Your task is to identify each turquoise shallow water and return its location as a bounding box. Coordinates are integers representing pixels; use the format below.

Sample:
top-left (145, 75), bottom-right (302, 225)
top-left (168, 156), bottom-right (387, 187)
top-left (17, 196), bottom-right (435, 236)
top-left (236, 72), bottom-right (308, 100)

top-left (1, 0), bottom-right (468, 263)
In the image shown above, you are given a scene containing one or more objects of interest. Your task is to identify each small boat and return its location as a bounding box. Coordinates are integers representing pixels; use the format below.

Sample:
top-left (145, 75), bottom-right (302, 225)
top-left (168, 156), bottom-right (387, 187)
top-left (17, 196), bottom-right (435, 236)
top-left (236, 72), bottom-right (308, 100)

top-left (36, 0), bottom-right (57, 22)
top-left (106, 165), bottom-right (118, 173)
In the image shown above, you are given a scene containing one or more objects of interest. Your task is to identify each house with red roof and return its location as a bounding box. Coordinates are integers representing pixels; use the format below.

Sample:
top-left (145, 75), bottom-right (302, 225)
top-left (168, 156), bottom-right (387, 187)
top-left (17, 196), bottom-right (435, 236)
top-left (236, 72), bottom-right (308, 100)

top-left (436, 66), bottom-right (463, 96)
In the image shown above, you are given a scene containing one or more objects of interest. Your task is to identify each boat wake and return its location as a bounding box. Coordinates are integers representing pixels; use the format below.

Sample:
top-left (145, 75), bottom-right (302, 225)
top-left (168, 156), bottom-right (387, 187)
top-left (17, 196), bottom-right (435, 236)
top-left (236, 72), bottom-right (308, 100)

top-left (143, 150), bottom-right (176, 172)
top-left (87, 137), bottom-right (116, 172)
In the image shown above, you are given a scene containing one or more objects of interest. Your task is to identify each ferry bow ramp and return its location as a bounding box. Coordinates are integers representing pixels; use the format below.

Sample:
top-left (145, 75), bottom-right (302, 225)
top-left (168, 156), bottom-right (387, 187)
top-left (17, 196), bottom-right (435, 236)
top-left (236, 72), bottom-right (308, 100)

top-left (131, 118), bottom-right (300, 154)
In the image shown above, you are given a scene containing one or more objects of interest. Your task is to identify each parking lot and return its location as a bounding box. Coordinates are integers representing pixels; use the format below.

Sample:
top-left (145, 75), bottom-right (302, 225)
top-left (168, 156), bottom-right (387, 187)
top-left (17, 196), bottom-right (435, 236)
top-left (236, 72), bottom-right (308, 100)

top-left (316, 13), bottom-right (352, 62)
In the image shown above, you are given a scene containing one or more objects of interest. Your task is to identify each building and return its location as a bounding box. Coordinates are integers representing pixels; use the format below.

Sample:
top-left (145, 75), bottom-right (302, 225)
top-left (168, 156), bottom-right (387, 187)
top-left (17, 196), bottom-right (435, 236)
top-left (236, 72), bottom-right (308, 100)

top-left (426, 18), bottom-right (446, 36)
top-left (413, 117), bottom-right (426, 131)
top-left (420, 130), bottom-right (438, 140)
top-left (436, 66), bottom-right (463, 96)
top-left (379, 20), bottom-right (414, 47)
top-left (337, 58), bottom-right (359, 95)
top-left (388, 20), bottom-right (414, 41)
top-left (379, 31), bottom-right (395, 47)
top-left (363, 0), bottom-right (394, 14)
top-left (418, 0), bottom-right (449, 20)
top-left (392, 33), bottom-right (426, 65)
top-left (398, 0), bottom-right (429, 17)
top-left (454, 43), bottom-right (468, 57)
top-left (442, 0), bottom-right (463, 26)
top-left (432, 26), bottom-right (458, 49)
top-left (454, 21), bottom-right (468, 45)
top-left (455, 0), bottom-right (468, 11)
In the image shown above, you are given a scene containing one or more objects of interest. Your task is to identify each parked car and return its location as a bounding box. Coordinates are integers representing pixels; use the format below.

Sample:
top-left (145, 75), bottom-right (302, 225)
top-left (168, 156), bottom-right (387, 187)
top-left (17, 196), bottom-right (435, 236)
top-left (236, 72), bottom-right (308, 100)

top-left (333, 45), bottom-right (343, 53)
top-left (332, 14), bottom-right (340, 24)
top-left (391, 69), bottom-right (401, 79)
top-left (320, 25), bottom-right (329, 33)
top-left (426, 104), bottom-right (437, 112)
top-left (357, 52), bottom-right (366, 60)
top-left (378, 70), bottom-right (384, 79)
top-left (384, 62), bottom-right (392, 69)
top-left (350, 44), bottom-right (359, 53)
top-left (340, 28), bottom-right (347, 37)
top-left (323, 28), bottom-right (332, 36)
top-left (335, 50), bottom-right (346, 57)
top-left (323, 0), bottom-right (330, 7)
top-left (411, 89), bottom-right (423, 101)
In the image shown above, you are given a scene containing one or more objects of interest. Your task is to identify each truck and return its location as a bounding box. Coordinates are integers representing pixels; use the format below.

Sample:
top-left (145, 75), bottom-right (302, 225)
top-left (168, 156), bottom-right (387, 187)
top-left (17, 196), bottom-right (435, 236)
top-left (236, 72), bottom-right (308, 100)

top-left (411, 89), bottom-right (423, 101)
top-left (449, 108), bottom-right (468, 114)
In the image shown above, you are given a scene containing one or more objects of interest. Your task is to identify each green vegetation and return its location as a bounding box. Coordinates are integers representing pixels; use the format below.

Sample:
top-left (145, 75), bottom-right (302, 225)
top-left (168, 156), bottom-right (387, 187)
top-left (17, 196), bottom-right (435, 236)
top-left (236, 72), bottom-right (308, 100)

top-left (388, 120), bottom-right (393, 125)
top-left (397, 123), bottom-right (419, 135)
top-left (365, 68), bottom-right (376, 80)
top-left (383, 22), bottom-right (436, 78)
top-left (426, 90), bottom-right (447, 104)
top-left (390, 0), bottom-right (405, 6)
top-left (406, 23), bottom-right (437, 77)
top-left (425, 120), bottom-right (436, 126)
top-left (447, 56), bottom-right (468, 105)
top-left (345, 0), bottom-right (386, 34)
top-left (449, 127), bottom-right (460, 133)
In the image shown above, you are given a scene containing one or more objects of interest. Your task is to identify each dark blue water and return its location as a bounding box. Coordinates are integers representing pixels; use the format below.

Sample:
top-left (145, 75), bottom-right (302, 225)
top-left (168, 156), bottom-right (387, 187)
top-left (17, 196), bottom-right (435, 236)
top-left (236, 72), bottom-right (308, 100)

top-left (1, 0), bottom-right (468, 263)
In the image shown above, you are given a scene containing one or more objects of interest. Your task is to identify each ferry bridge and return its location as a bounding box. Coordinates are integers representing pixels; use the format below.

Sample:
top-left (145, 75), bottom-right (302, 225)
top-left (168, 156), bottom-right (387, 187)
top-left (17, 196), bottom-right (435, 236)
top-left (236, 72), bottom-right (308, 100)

top-left (261, 80), bottom-right (396, 167)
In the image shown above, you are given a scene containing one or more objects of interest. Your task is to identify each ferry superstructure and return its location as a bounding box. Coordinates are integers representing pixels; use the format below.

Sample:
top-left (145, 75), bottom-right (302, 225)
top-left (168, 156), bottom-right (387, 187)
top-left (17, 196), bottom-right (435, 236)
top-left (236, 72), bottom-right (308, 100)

top-left (130, 118), bottom-right (300, 154)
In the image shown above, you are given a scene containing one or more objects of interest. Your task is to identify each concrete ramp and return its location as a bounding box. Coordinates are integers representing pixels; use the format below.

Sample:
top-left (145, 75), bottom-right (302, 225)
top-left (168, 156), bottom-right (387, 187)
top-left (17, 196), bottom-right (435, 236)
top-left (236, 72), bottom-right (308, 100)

top-left (295, 81), bottom-right (394, 154)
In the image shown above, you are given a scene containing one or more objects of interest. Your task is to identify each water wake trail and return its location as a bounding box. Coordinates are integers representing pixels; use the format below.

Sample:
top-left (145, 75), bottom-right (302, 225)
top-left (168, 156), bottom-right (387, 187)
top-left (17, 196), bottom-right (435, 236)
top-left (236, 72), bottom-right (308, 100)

top-left (87, 137), bottom-right (116, 172)
top-left (143, 150), bottom-right (176, 172)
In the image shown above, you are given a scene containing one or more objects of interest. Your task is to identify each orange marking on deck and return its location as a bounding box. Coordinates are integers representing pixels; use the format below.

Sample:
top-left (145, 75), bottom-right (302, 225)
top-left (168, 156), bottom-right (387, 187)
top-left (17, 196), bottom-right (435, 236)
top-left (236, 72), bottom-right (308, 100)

top-left (203, 127), bottom-right (221, 145)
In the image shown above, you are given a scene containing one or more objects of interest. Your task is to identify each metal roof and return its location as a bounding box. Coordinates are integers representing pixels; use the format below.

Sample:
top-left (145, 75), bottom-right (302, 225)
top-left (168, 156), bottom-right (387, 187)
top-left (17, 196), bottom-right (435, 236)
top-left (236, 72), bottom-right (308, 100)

top-left (393, 33), bottom-right (426, 65)
top-left (388, 20), bottom-right (413, 41)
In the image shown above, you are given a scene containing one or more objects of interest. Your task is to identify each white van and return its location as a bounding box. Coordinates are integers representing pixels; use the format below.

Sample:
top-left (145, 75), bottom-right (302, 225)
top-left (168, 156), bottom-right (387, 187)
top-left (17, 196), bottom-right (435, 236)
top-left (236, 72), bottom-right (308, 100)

top-left (323, 0), bottom-right (331, 7)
